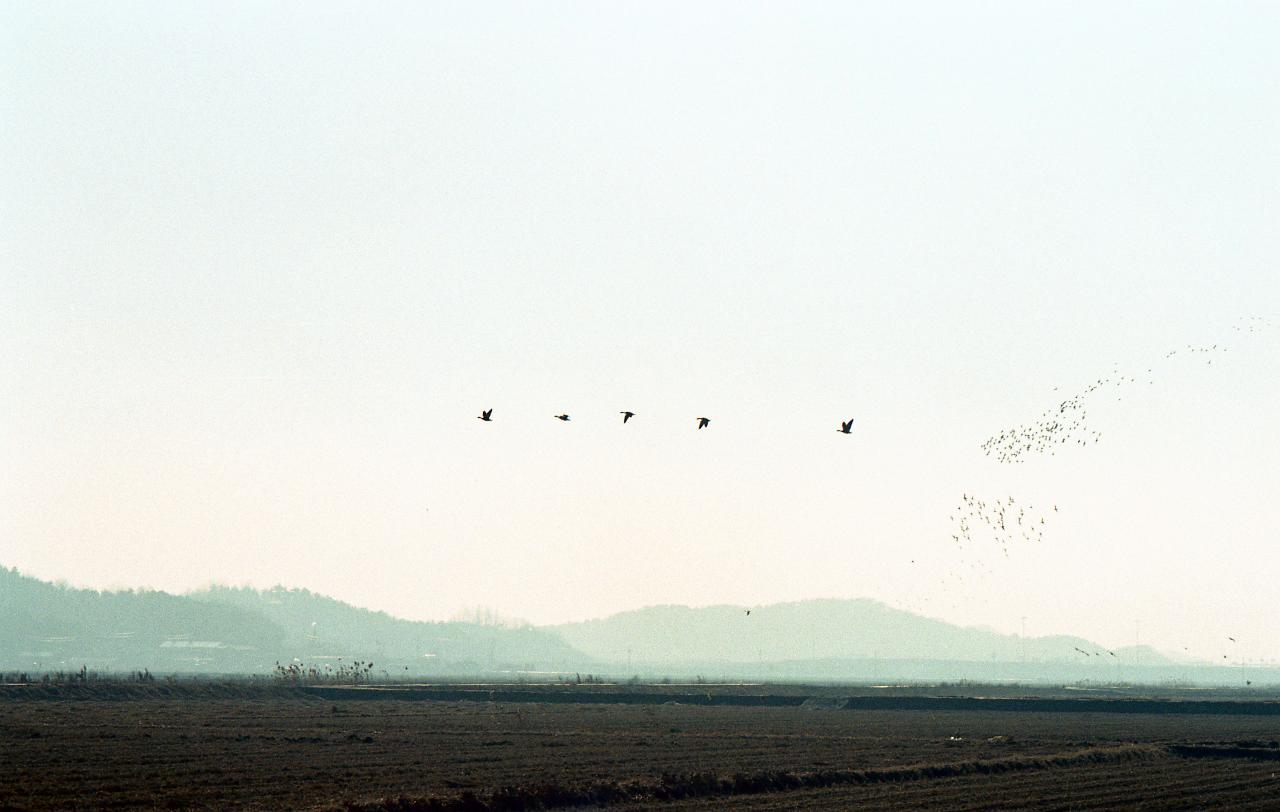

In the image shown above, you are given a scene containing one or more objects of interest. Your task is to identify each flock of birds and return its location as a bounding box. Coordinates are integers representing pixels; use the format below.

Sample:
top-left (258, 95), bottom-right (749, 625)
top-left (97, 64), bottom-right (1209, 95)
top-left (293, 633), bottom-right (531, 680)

top-left (1073, 646), bottom-right (1118, 659)
top-left (478, 409), bottom-right (854, 434)
top-left (979, 386), bottom-right (1106, 464)
top-left (950, 495), bottom-right (1054, 557)
top-left (471, 313), bottom-right (1278, 667)
top-left (942, 314), bottom-right (1278, 665)
top-left (1233, 314), bottom-right (1276, 335)
top-left (955, 314), bottom-right (1278, 556)
top-left (1068, 636), bottom-right (1255, 678)
top-left (979, 360), bottom-right (1189, 466)
top-left (980, 315), bottom-right (1277, 467)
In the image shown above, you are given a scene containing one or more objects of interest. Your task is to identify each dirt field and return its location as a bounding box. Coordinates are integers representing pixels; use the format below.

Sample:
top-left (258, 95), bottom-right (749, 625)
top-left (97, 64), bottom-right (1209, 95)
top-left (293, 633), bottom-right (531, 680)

top-left (3, 687), bottom-right (1280, 810)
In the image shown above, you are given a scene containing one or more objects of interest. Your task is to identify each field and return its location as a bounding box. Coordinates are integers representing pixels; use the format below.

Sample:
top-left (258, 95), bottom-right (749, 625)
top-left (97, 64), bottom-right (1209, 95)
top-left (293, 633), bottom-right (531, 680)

top-left (4, 684), bottom-right (1280, 810)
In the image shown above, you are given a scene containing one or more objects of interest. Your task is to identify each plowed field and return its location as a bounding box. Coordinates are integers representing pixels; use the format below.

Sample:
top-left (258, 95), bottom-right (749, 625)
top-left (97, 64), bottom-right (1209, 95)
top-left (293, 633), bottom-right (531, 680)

top-left (3, 689), bottom-right (1279, 809)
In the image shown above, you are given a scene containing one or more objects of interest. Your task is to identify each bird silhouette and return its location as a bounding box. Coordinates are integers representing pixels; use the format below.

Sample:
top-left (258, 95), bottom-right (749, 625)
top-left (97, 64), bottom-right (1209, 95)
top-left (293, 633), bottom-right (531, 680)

top-left (838, 419), bottom-right (854, 434)
top-left (696, 417), bottom-right (711, 429)
top-left (478, 409), bottom-right (493, 422)
top-left (554, 414), bottom-right (570, 421)
top-left (620, 411), bottom-right (635, 424)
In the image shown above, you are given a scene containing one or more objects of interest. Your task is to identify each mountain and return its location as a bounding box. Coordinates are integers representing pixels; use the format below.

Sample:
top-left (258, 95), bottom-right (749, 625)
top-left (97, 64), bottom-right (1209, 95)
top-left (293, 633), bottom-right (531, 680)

top-left (0, 567), bottom-right (591, 674)
top-left (549, 599), bottom-right (1175, 667)
top-left (190, 584), bottom-right (590, 673)
top-left (0, 567), bottom-right (286, 672)
top-left (0, 567), bottom-right (1195, 681)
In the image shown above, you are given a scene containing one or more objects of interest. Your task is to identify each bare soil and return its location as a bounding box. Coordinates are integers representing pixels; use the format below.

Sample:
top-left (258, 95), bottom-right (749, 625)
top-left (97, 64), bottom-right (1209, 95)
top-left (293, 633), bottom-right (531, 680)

top-left (3, 687), bottom-right (1279, 809)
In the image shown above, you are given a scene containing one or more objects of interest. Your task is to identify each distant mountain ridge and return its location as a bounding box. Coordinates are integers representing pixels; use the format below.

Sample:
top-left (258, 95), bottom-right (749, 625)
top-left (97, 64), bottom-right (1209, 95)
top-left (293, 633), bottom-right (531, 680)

top-left (0, 567), bottom-right (589, 674)
top-left (189, 584), bottom-right (588, 671)
top-left (0, 567), bottom-right (1179, 678)
top-left (549, 599), bottom-right (1174, 667)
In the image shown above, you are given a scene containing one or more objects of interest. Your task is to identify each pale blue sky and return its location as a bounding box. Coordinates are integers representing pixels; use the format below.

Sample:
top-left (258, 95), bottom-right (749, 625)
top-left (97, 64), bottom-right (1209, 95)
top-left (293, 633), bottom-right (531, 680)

top-left (3, 1), bottom-right (1278, 660)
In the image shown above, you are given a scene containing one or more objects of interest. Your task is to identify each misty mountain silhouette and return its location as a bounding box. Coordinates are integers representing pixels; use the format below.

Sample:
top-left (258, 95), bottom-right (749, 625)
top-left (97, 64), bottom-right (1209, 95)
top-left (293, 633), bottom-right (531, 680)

top-left (550, 599), bottom-right (1174, 668)
top-left (190, 584), bottom-right (587, 672)
top-left (2, 568), bottom-right (1185, 679)
top-left (0, 567), bottom-right (588, 674)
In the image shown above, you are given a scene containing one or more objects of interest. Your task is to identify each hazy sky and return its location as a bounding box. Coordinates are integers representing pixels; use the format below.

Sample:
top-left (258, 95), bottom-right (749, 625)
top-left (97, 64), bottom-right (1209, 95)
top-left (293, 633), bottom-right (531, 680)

top-left (3, 2), bottom-right (1278, 661)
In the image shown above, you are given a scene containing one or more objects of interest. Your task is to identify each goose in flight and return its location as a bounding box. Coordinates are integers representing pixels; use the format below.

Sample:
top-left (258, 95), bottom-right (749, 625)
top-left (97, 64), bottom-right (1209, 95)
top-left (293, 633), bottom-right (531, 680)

top-left (478, 409), bottom-right (493, 422)
top-left (696, 417), bottom-right (711, 430)
top-left (554, 414), bottom-right (570, 421)
top-left (838, 419), bottom-right (854, 434)
top-left (620, 411), bottom-right (635, 424)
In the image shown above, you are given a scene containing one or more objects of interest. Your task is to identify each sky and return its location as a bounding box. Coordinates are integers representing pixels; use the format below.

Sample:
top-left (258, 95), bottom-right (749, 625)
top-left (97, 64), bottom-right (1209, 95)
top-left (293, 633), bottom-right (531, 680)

top-left (3, 1), bottom-right (1279, 662)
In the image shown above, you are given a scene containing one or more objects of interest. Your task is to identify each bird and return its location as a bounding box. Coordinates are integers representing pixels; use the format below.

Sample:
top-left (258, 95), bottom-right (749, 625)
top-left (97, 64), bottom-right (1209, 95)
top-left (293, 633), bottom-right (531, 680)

top-left (745, 610), bottom-right (750, 616)
top-left (554, 414), bottom-right (570, 421)
top-left (620, 411), bottom-right (635, 423)
top-left (478, 409), bottom-right (493, 422)
top-left (696, 417), bottom-right (710, 429)
top-left (838, 419), bottom-right (854, 434)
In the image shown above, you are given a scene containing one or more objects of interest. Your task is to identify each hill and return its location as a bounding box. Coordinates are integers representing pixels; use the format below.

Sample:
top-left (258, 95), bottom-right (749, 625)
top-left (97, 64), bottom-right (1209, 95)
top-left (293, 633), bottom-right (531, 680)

top-left (549, 598), bottom-right (1175, 669)
top-left (0, 567), bottom-right (591, 674)
top-left (0, 568), bottom-right (1195, 681)
top-left (190, 584), bottom-right (590, 673)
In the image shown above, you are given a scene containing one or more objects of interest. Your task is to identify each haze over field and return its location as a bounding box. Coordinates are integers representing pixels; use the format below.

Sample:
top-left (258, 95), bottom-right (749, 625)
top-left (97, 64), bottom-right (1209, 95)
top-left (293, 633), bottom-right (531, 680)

top-left (5, 567), bottom-right (1222, 684)
top-left (3, 2), bottom-right (1279, 667)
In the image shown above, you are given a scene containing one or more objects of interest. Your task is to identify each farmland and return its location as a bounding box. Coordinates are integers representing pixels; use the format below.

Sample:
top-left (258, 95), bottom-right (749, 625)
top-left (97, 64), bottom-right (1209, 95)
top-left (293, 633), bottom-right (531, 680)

top-left (3, 684), bottom-right (1280, 809)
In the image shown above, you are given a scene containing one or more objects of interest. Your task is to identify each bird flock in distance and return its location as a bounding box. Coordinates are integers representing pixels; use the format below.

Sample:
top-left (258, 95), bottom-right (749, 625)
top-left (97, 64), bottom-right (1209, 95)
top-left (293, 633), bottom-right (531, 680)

top-left (477, 409), bottom-right (853, 434)
top-left (1073, 646), bottom-right (1118, 659)
top-left (981, 314), bottom-right (1277, 466)
top-left (466, 313), bottom-right (1276, 665)
top-left (954, 313), bottom-right (1278, 556)
top-left (951, 494), bottom-right (1054, 557)
top-left (978, 359), bottom-right (1192, 466)
top-left (1233, 314), bottom-right (1277, 335)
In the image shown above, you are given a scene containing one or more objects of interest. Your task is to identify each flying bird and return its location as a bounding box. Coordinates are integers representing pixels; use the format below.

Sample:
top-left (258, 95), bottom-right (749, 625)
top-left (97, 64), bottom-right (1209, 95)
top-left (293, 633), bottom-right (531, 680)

top-left (838, 419), bottom-right (855, 434)
top-left (554, 414), bottom-right (570, 421)
top-left (696, 417), bottom-right (711, 429)
top-left (478, 409), bottom-right (493, 422)
top-left (620, 411), bottom-right (635, 424)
